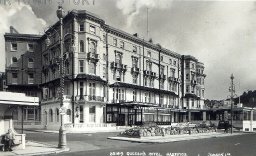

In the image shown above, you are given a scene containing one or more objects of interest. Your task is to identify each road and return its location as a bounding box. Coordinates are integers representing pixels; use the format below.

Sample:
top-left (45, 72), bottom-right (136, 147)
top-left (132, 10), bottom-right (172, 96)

top-left (25, 131), bottom-right (256, 156)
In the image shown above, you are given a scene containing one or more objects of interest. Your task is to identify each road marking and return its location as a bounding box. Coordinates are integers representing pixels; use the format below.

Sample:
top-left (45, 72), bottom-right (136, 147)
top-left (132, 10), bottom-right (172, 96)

top-left (234, 143), bottom-right (240, 146)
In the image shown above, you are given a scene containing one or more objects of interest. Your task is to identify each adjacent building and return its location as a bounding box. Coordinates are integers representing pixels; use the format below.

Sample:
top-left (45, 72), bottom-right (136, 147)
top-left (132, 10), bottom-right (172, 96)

top-left (4, 9), bottom-right (206, 130)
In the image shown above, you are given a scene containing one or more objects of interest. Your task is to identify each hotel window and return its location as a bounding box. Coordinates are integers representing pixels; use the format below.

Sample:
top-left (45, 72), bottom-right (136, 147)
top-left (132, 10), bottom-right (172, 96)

top-left (79, 60), bottom-right (84, 73)
top-left (202, 90), bottom-right (204, 98)
top-left (79, 82), bottom-right (84, 98)
top-left (160, 56), bottom-right (163, 62)
top-left (49, 109), bottom-right (53, 122)
top-left (28, 73), bottom-right (34, 84)
top-left (103, 34), bottom-right (106, 43)
top-left (133, 45), bottom-right (137, 53)
top-left (186, 62), bottom-right (189, 68)
top-left (67, 109), bottom-right (72, 122)
top-left (160, 80), bottom-right (164, 89)
top-left (132, 90), bottom-right (137, 102)
top-left (11, 43), bottom-right (17, 51)
top-left (169, 59), bottom-right (172, 64)
top-left (89, 41), bottom-right (96, 53)
top-left (173, 60), bottom-right (177, 66)
top-left (132, 75), bottom-right (138, 84)
top-left (186, 85), bottom-right (189, 92)
top-left (79, 23), bottom-right (84, 31)
top-left (132, 57), bottom-right (138, 68)
top-left (89, 106), bottom-right (96, 122)
top-left (28, 43), bottom-right (34, 51)
top-left (147, 51), bottom-right (151, 58)
top-left (12, 57), bottom-right (18, 64)
top-left (160, 65), bottom-right (164, 75)
top-left (186, 99), bottom-right (189, 108)
top-left (170, 69), bottom-right (175, 77)
top-left (28, 58), bottom-right (34, 68)
top-left (144, 77), bottom-right (148, 86)
top-left (89, 62), bottom-right (96, 74)
top-left (56, 109), bottom-right (59, 122)
top-left (120, 41), bottom-right (124, 49)
top-left (89, 83), bottom-right (96, 97)
top-left (160, 95), bottom-right (164, 105)
top-left (144, 92), bottom-right (149, 103)
top-left (90, 25), bottom-right (96, 34)
top-left (115, 53), bottom-right (122, 64)
top-left (116, 71), bottom-right (121, 82)
top-left (113, 38), bottom-right (117, 46)
top-left (186, 73), bottom-right (189, 80)
top-left (12, 73), bottom-right (18, 83)
top-left (192, 99), bottom-right (194, 107)
top-left (150, 78), bottom-right (154, 87)
top-left (80, 40), bottom-right (84, 52)
top-left (169, 82), bottom-right (173, 91)
top-left (146, 61), bottom-right (152, 71)
top-left (192, 63), bottom-right (195, 69)
top-left (103, 64), bottom-right (106, 78)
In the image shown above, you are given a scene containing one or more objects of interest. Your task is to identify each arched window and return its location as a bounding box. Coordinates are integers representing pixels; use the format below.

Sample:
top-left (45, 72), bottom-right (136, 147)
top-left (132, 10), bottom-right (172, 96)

top-left (56, 108), bottom-right (59, 122)
top-left (49, 109), bottom-right (53, 122)
top-left (12, 57), bottom-right (18, 63)
top-left (67, 109), bottom-right (72, 122)
top-left (80, 40), bottom-right (84, 52)
top-left (89, 41), bottom-right (96, 53)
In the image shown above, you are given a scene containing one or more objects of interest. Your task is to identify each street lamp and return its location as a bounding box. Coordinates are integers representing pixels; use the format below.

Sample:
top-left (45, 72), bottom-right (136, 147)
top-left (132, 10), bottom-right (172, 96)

top-left (229, 74), bottom-right (235, 134)
top-left (45, 6), bottom-right (75, 149)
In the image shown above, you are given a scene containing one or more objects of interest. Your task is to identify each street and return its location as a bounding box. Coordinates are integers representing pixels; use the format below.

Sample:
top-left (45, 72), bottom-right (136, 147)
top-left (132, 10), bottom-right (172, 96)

top-left (24, 131), bottom-right (256, 156)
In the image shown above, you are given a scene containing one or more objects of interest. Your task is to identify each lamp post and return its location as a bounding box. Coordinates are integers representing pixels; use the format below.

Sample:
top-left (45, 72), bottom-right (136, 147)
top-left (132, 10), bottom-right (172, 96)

top-left (45, 6), bottom-right (75, 149)
top-left (229, 74), bottom-right (235, 134)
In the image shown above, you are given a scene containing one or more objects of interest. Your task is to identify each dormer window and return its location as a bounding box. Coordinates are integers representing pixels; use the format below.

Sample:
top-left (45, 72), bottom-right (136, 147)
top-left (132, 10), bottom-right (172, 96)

top-left (120, 41), bottom-right (124, 49)
top-left (147, 51), bottom-right (151, 58)
top-left (79, 23), bottom-right (84, 31)
top-left (90, 25), bottom-right (96, 34)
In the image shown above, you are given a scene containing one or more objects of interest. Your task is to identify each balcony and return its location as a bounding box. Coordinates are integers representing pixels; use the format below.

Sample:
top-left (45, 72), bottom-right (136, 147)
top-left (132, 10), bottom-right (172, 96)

top-left (191, 80), bottom-right (197, 86)
top-left (87, 52), bottom-right (99, 62)
top-left (11, 78), bottom-right (18, 84)
top-left (110, 62), bottom-right (127, 72)
top-left (75, 95), bottom-right (105, 102)
top-left (168, 76), bottom-right (179, 83)
top-left (28, 62), bottom-right (34, 68)
top-left (131, 67), bottom-right (140, 74)
top-left (143, 70), bottom-right (156, 78)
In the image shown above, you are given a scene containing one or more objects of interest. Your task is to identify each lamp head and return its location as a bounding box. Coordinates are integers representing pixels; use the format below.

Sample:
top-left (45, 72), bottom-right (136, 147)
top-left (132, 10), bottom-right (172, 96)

top-left (56, 6), bottom-right (65, 19)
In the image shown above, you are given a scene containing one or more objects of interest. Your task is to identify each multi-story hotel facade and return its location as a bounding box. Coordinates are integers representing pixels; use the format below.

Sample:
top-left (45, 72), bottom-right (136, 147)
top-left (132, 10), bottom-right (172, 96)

top-left (4, 9), bottom-right (206, 130)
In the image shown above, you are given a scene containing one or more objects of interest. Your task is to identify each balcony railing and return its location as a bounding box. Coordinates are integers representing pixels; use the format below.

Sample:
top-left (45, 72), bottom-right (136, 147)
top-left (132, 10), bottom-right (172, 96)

top-left (11, 78), bottom-right (18, 84)
top-left (168, 77), bottom-right (179, 83)
top-left (74, 95), bottom-right (105, 102)
top-left (87, 52), bottom-right (99, 62)
top-left (131, 67), bottom-right (140, 74)
top-left (111, 62), bottom-right (127, 72)
top-left (143, 70), bottom-right (156, 78)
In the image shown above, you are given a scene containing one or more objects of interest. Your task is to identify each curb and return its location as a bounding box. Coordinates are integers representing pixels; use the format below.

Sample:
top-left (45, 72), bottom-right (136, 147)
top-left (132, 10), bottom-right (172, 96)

top-left (14, 147), bottom-right (70, 156)
top-left (108, 132), bottom-right (246, 143)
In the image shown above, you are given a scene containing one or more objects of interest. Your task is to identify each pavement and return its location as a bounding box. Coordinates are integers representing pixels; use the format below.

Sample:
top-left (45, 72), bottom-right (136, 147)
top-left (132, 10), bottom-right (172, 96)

top-left (0, 141), bottom-right (69, 156)
top-left (0, 130), bottom-right (249, 156)
top-left (108, 132), bottom-right (245, 143)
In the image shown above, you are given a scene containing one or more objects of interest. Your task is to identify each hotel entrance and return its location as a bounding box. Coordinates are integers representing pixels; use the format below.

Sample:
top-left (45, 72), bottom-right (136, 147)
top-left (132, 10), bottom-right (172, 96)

top-left (106, 102), bottom-right (153, 126)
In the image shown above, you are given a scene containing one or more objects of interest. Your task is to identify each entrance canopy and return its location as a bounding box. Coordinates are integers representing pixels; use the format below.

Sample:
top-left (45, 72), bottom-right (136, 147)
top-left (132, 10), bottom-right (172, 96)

top-left (0, 91), bottom-right (39, 106)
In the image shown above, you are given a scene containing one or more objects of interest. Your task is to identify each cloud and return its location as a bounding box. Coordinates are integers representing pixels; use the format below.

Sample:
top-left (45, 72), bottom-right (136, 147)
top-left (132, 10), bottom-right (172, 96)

top-left (0, 3), bottom-right (47, 72)
top-left (116, 0), bottom-right (172, 28)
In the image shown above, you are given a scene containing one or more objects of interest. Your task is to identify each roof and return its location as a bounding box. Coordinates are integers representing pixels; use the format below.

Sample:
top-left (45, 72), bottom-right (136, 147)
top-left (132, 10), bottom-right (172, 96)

top-left (4, 33), bottom-right (42, 42)
top-left (109, 82), bottom-right (178, 96)
top-left (74, 74), bottom-right (107, 83)
top-left (0, 92), bottom-right (39, 106)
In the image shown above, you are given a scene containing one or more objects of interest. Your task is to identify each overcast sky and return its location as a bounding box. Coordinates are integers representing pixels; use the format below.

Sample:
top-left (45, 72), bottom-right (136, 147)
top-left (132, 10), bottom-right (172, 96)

top-left (0, 0), bottom-right (255, 100)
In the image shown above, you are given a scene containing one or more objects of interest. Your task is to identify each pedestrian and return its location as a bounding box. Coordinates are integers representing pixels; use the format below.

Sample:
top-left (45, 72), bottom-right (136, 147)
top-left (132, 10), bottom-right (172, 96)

top-left (4, 129), bottom-right (15, 151)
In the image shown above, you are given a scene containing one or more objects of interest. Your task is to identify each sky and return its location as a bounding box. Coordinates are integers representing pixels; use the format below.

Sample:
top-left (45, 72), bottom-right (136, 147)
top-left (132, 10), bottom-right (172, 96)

top-left (0, 0), bottom-right (256, 100)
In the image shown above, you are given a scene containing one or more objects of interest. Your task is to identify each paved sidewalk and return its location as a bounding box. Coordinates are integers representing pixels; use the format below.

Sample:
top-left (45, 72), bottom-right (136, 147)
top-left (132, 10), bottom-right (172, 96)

top-left (108, 132), bottom-right (245, 143)
top-left (0, 141), bottom-right (69, 156)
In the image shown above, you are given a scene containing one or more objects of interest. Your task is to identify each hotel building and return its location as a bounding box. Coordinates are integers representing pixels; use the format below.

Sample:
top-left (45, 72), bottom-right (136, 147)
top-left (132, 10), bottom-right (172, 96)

top-left (4, 9), bottom-right (206, 130)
